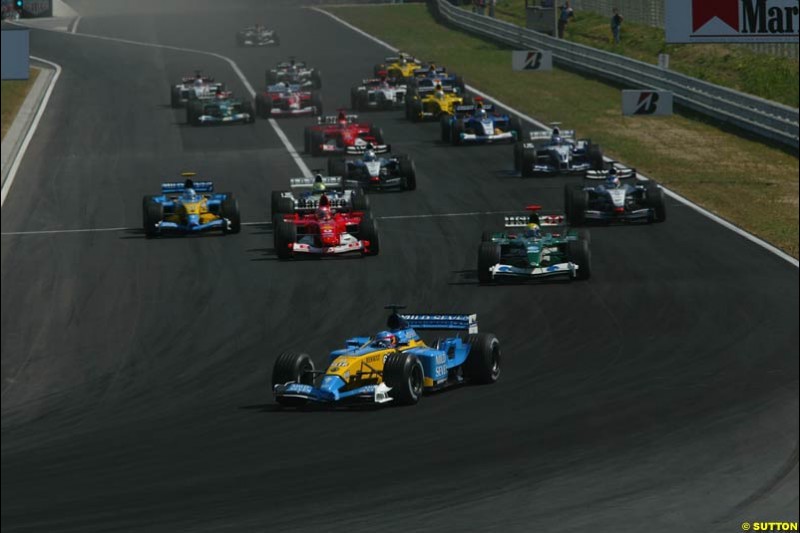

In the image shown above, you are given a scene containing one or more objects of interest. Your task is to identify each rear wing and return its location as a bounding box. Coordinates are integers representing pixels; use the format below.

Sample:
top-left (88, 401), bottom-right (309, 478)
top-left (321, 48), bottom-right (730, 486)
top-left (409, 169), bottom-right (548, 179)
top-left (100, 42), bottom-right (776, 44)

top-left (416, 83), bottom-right (457, 95)
top-left (453, 103), bottom-right (496, 115)
top-left (399, 314), bottom-right (478, 334)
top-left (585, 164), bottom-right (637, 180)
top-left (345, 144), bottom-right (391, 155)
top-left (317, 114), bottom-right (359, 125)
top-left (161, 181), bottom-right (214, 194)
top-left (504, 214), bottom-right (565, 227)
top-left (267, 83), bottom-right (303, 92)
top-left (289, 176), bottom-right (343, 190)
top-left (413, 66), bottom-right (447, 76)
top-left (527, 130), bottom-right (575, 141)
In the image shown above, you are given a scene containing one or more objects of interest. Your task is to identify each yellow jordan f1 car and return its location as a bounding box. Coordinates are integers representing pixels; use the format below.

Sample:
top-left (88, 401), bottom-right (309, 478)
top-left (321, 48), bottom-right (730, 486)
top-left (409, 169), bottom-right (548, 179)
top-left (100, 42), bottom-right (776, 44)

top-left (272, 305), bottom-right (501, 407)
top-left (373, 52), bottom-right (421, 80)
top-left (405, 82), bottom-right (471, 122)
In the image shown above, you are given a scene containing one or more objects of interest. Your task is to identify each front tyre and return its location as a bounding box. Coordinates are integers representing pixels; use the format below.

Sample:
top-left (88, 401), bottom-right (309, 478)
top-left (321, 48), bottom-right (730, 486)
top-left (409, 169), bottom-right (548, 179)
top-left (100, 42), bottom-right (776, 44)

top-left (272, 351), bottom-right (315, 407)
top-left (383, 352), bottom-right (424, 405)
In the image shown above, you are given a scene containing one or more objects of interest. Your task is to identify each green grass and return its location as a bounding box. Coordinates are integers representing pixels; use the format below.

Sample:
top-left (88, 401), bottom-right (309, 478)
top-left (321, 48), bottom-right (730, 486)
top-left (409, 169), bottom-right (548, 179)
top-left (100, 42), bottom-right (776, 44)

top-left (1, 69), bottom-right (39, 141)
top-left (326, 4), bottom-right (799, 258)
top-left (492, 1), bottom-right (799, 107)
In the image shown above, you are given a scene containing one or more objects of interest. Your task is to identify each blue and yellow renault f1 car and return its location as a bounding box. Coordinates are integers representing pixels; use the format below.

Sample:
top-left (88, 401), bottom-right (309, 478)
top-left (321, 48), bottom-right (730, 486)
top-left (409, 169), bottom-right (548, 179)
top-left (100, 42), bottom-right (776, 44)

top-left (272, 306), bottom-right (501, 407)
top-left (142, 174), bottom-right (241, 238)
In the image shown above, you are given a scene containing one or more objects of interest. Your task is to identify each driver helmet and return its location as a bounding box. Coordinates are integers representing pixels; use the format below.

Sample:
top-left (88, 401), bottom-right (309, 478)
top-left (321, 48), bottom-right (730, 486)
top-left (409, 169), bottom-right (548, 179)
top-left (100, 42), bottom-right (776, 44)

top-left (364, 149), bottom-right (377, 162)
top-left (374, 330), bottom-right (398, 348)
top-left (551, 127), bottom-right (562, 144)
top-left (477, 107), bottom-right (488, 119)
top-left (312, 174), bottom-right (326, 193)
top-left (606, 167), bottom-right (620, 188)
top-left (316, 205), bottom-right (332, 221)
top-left (184, 187), bottom-right (198, 201)
top-left (193, 77), bottom-right (204, 87)
top-left (526, 222), bottom-right (541, 238)
top-left (337, 111), bottom-right (348, 124)
top-left (434, 84), bottom-right (445, 99)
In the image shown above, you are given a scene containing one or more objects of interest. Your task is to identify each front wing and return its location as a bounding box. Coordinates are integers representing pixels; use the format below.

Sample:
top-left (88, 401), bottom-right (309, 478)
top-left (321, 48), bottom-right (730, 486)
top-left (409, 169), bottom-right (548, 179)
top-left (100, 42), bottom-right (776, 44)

top-left (487, 261), bottom-right (578, 280)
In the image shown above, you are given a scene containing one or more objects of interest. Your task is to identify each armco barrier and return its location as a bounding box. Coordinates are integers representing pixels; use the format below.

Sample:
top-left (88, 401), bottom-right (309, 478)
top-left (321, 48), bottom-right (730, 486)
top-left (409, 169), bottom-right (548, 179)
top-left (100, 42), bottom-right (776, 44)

top-left (434, 0), bottom-right (799, 149)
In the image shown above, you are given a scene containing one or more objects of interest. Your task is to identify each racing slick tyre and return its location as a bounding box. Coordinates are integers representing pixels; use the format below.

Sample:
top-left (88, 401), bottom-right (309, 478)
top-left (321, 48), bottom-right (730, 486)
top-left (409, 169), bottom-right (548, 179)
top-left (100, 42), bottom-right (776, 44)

top-left (451, 121), bottom-right (465, 146)
top-left (311, 70), bottom-right (322, 90)
top-left (588, 144), bottom-right (605, 171)
top-left (274, 216), bottom-right (297, 260)
top-left (567, 238), bottom-right (592, 280)
top-left (398, 158), bottom-right (417, 191)
top-left (274, 197), bottom-right (295, 216)
top-left (520, 147), bottom-right (537, 178)
top-left (350, 87), bottom-right (359, 111)
top-left (359, 215), bottom-right (380, 256)
top-left (170, 86), bottom-right (181, 108)
top-left (272, 351), bottom-right (315, 407)
top-left (383, 353), bottom-right (424, 406)
top-left (351, 189), bottom-right (370, 212)
top-left (407, 99), bottom-right (423, 122)
top-left (310, 130), bottom-right (326, 157)
top-left (241, 101), bottom-right (256, 124)
top-left (304, 128), bottom-right (312, 154)
top-left (327, 158), bottom-right (348, 179)
top-left (186, 101), bottom-right (202, 126)
top-left (454, 75), bottom-right (466, 95)
top-left (266, 70), bottom-right (277, 85)
top-left (644, 183), bottom-right (667, 223)
top-left (440, 116), bottom-right (452, 143)
top-left (369, 126), bottom-right (385, 145)
top-left (477, 242), bottom-right (501, 284)
top-left (143, 200), bottom-right (163, 238)
top-left (465, 333), bottom-right (501, 384)
top-left (513, 142), bottom-right (524, 172)
top-left (220, 195), bottom-right (241, 234)
top-left (566, 185), bottom-right (588, 225)
top-left (509, 116), bottom-right (523, 141)
top-left (481, 231), bottom-right (494, 242)
top-left (574, 228), bottom-right (591, 245)
top-left (256, 93), bottom-right (271, 119)
top-left (310, 92), bottom-right (323, 116)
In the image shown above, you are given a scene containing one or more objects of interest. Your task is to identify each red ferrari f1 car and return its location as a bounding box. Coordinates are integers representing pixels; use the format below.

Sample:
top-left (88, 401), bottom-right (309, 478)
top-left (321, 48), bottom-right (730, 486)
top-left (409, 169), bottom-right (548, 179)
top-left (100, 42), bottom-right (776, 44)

top-left (272, 196), bottom-right (380, 259)
top-left (303, 111), bottom-right (388, 157)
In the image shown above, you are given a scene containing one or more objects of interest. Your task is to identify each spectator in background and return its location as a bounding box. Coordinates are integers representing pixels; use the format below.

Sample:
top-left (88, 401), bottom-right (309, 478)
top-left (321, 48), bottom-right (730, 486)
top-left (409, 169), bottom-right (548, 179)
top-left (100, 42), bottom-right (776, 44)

top-left (489, 0), bottom-right (496, 18)
top-left (473, 0), bottom-right (486, 15)
top-left (611, 8), bottom-right (624, 44)
top-left (558, 1), bottom-right (575, 39)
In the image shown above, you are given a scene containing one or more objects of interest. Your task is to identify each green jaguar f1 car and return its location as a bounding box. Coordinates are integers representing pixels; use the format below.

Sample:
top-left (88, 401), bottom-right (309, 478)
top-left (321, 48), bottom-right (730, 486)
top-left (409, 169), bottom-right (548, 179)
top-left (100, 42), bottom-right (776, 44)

top-left (478, 206), bottom-right (591, 283)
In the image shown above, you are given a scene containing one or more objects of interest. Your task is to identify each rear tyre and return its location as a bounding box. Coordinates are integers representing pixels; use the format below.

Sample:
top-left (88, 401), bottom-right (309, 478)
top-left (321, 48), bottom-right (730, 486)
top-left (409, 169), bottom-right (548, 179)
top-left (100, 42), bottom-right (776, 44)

top-left (170, 87), bottom-right (181, 108)
top-left (359, 215), bottom-right (380, 256)
top-left (274, 217), bottom-right (297, 260)
top-left (256, 93), bottom-right (271, 119)
top-left (509, 116), bottom-right (523, 141)
top-left (398, 157), bottom-right (417, 191)
top-left (310, 130), bottom-right (326, 157)
top-left (310, 92), bottom-right (323, 116)
top-left (588, 144), bottom-right (605, 171)
top-left (477, 242), bottom-right (501, 284)
top-left (383, 353), bottom-right (424, 405)
top-left (567, 185), bottom-right (588, 225)
top-left (644, 183), bottom-right (666, 223)
top-left (440, 116), bottom-right (452, 143)
top-left (221, 195), bottom-right (241, 234)
top-left (351, 189), bottom-right (370, 212)
top-left (311, 70), bottom-right (322, 89)
top-left (272, 351), bottom-right (315, 407)
top-left (241, 101), bottom-right (255, 124)
top-left (520, 147), bottom-right (537, 178)
top-left (369, 126), bottom-right (385, 145)
top-left (567, 239), bottom-right (591, 280)
top-left (465, 333), bottom-right (501, 384)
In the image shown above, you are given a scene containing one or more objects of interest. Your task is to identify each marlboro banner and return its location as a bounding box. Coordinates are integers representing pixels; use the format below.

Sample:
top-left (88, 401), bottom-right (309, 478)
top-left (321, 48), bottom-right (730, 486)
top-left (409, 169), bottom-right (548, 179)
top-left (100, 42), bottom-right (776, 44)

top-left (665, 0), bottom-right (799, 43)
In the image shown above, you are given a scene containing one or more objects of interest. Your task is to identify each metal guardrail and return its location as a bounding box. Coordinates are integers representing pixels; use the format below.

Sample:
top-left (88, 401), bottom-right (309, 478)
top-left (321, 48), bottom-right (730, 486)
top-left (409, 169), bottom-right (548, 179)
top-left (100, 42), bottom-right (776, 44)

top-left (434, 0), bottom-right (800, 149)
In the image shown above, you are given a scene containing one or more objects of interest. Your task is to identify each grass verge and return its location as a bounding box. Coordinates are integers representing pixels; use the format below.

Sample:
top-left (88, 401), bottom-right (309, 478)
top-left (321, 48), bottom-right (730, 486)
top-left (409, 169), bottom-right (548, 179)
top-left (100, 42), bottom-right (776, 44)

top-left (492, 1), bottom-right (799, 108)
top-left (1, 69), bottom-right (40, 141)
top-left (325, 4), bottom-right (798, 258)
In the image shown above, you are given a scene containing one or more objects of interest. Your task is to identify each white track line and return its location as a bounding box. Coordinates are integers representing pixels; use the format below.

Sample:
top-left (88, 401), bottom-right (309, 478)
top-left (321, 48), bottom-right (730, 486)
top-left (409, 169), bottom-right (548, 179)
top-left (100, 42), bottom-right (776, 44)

top-left (1, 56), bottom-right (62, 207)
top-left (70, 16), bottom-right (81, 34)
top-left (313, 7), bottom-right (798, 268)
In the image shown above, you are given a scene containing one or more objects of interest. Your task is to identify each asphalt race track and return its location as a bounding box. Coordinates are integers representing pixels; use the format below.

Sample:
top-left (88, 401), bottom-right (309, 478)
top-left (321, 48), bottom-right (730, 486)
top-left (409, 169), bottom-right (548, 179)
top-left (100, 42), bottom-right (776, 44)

top-left (1, 2), bottom-right (798, 531)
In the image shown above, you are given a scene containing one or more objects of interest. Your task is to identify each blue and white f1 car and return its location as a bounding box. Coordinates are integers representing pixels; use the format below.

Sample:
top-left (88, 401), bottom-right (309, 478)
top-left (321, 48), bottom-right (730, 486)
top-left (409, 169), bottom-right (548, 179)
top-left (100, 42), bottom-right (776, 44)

top-left (514, 127), bottom-right (605, 177)
top-left (272, 306), bottom-right (501, 407)
top-left (565, 166), bottom-right (667, 224)
top-left (441, 101), bottom-right (522, 145)
top-left (142, 175), bottom-right (241, 238)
